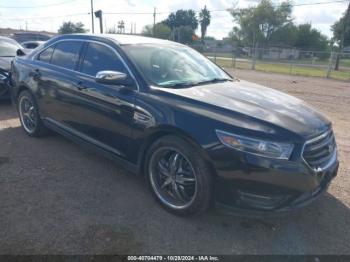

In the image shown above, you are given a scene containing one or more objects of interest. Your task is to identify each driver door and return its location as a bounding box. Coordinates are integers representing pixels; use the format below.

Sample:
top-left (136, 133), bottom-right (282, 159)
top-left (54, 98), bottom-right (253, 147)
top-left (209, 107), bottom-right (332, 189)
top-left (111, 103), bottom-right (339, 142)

top-left (60, 41), bottom-right (137, 160)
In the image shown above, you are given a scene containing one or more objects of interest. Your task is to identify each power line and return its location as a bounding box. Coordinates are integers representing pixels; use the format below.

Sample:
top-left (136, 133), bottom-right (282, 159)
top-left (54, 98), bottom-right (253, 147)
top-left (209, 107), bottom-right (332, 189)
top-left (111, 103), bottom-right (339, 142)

top-left (0, 12), bottom-right (89, 21)
top-left (0, 0), bottom-right (347, 20)
top-left (292, 0), bottom-right (348, 6)
top-left (0, 0), bottom-right (81, 9)
top-left (104, 0), bottom-right (348, 15)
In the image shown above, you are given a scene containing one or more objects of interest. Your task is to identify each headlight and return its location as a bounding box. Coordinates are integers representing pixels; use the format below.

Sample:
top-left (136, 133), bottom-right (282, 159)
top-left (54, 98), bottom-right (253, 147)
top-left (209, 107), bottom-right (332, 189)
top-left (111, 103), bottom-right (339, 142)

top-left (216, 130), bottom-right (294, 160)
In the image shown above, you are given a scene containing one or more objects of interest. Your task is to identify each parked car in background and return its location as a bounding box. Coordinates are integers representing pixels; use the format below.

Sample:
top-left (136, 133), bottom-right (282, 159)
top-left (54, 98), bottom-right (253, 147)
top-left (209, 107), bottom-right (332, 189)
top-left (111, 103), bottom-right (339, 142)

top-left (11, 32), bottom-right (52, 44)
top-left (11, 34), bottom-right (339, 216)
top-left (21, 41), bottom-right (45, 49)
top-left (0, 36), bottom-right (22, 99)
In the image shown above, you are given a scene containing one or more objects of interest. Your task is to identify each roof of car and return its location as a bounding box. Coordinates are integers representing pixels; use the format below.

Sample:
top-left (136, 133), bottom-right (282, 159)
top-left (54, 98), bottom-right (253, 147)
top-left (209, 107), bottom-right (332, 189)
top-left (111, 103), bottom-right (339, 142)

top-left (0, 36), bottom-right (22, 46)
top-left (103, 34), bottom-right (175, 45)
top-left (58, 33), bottom-right (180, 46)
top-left (22, 40), bottom-right (45, 44)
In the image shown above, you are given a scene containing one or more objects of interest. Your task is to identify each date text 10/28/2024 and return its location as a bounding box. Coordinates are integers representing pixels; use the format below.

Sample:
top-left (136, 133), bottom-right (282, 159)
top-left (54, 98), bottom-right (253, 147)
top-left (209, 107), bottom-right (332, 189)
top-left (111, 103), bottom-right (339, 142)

top-left (127, 256), bottom-right (220, 261)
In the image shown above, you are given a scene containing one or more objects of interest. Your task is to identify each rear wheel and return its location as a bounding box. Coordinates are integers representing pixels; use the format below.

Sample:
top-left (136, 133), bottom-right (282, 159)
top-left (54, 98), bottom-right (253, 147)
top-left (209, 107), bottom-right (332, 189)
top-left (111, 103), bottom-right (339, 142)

top-left (146, 136), bottom-right (213, 216)
top-left (18, 90), bottom-right (48, 137)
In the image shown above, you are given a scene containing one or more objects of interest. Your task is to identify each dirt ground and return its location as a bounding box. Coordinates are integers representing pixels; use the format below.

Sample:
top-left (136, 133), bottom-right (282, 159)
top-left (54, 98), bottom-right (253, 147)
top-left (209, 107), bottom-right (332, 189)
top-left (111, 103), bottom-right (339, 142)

top-left (0, 69), bottom-right (349, 255)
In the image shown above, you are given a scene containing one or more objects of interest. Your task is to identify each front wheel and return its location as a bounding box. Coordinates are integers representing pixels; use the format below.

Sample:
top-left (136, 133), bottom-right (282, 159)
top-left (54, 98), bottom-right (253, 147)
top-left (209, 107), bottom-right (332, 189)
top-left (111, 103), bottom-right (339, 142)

top-left (146, 136), bottom-right (213, 216)
top-left (18, 90), bottom-right (48, 137)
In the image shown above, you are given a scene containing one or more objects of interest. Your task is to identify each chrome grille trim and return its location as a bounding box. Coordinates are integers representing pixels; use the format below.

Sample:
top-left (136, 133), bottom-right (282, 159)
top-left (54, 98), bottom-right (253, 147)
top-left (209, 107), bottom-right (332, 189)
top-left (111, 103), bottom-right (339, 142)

top-left (302, 129), bottom-right (337, 172)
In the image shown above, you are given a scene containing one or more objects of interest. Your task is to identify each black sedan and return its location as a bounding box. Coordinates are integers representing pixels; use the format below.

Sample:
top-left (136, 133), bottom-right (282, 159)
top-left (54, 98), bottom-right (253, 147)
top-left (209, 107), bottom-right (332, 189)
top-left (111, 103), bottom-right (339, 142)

top-left (10, 34), bottom-right (338, 216)
top-left (0, 36), bottom-right (22, 100)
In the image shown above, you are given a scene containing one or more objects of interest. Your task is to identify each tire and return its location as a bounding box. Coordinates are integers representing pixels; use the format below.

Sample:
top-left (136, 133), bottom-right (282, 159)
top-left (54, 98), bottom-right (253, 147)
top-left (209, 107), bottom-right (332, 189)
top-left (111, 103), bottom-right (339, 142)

top-left (17, 90), bottom-right (48, 137)
top-left (145, 135), bottom-right (214, 216)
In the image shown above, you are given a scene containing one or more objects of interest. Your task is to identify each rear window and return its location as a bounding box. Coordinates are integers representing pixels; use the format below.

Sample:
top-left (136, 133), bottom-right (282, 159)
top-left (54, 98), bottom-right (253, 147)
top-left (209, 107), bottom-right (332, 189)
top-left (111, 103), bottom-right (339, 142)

top-left (50, 41), bottom-right (83, 70)
top-left (25, 43), bottom-right (39, 49)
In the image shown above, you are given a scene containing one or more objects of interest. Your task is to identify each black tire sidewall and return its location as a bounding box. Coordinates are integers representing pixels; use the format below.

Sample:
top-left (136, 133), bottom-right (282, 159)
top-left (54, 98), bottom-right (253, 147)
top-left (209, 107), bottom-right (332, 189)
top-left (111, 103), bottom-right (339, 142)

top-left (145, 135), bottom-right (213, 216)
top-left (18, 90), bottom-right (46, 137)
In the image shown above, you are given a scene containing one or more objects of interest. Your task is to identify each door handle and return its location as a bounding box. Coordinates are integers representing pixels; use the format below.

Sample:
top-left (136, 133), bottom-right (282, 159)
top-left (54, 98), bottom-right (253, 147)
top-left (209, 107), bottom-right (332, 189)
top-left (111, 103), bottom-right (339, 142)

top-left (75, 81), bottom-right (87, 91)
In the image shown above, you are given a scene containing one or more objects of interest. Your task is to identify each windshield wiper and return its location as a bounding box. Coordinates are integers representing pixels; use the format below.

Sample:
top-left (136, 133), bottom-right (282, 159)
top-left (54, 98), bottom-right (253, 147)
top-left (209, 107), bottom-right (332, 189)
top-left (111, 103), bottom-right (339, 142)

top-left (193, 78), bottom-right (233, 86)
top-left (159, 81), bottom-right (198, 88)
top-left (158, 78), bottom-right (233, 89)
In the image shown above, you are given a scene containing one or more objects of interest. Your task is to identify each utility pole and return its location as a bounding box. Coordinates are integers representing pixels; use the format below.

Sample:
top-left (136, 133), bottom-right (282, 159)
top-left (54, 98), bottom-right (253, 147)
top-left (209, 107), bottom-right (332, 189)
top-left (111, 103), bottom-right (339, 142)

top-left (153, 7), bottom-right (156, 37)
top-left (94, 10), bottom-right (103, 33)
top-left (90, 0), bottom-right (94, 33)
top-left (335, 1), bottom-right (350, 71)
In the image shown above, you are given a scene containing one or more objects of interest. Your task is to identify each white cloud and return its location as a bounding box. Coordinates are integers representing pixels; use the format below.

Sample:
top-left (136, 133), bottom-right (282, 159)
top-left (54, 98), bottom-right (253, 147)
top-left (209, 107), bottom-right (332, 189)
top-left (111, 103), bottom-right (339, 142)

top-left (0, 0), bottom-right (347, 39)
top-left (293, 2), bottom-right (347, 37)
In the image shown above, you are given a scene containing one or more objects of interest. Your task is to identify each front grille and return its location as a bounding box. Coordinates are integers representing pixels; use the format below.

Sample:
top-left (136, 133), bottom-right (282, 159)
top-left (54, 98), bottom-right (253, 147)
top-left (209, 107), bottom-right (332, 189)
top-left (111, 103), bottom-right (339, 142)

top-left (303, 129), bottom-right (336, 171)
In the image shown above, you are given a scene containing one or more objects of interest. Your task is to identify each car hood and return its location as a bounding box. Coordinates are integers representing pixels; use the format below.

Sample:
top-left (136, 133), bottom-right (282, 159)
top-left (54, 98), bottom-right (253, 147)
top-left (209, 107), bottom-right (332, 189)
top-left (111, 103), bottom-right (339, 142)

top-left (0, 57), bottom-right (13, 72)
top-left (160, 80), bottom-right (330, 137)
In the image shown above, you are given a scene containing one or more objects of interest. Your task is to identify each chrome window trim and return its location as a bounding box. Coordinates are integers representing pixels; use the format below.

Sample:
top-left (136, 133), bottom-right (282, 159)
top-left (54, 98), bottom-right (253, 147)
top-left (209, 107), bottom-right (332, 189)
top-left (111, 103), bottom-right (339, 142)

top-left (32, 38), bottom-right (140, 91)
top-left (301, 129), bottom-right (337, 173)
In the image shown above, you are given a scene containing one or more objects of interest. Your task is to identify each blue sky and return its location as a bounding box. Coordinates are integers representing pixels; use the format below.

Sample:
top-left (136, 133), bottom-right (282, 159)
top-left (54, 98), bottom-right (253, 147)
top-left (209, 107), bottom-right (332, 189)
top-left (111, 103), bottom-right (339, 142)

top-left (0, 0), bottom-right (348, 39)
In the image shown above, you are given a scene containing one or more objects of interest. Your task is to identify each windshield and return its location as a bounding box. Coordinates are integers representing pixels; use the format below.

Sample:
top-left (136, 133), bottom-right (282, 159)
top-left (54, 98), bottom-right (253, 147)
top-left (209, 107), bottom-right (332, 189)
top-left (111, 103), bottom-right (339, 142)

top-left (122, 44), bottom-right (231, 87)
top-left (0, 38), bottom-right (21, 57)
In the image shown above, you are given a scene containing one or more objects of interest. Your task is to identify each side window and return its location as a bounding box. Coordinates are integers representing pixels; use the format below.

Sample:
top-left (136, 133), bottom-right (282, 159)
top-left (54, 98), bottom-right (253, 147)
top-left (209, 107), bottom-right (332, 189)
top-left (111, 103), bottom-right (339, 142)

top-left (50, 41), bottom-right (83, 70)
top-left (37, 46), bottom-right (54, 63)
top-left (81, 42), bottom-right (126, 76)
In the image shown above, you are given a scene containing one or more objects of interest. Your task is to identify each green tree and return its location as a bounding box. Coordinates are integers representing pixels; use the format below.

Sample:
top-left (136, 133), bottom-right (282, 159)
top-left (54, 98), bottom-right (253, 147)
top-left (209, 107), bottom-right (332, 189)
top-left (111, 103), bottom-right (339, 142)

top-left (294, 23), bottom-right (328, 51)
top-left (269, 23), bottom-right (298, 46)
top-left (332, 15), bottom-right (350, 48)
top-left (199, 6), bottom-right (211, 42)
top-left (142, 23), bottom-right (171, 39)
top-left (163, 9), bottom-right (198, 30)
top-left (332, 4), bottom-right (350, 70)
top-left (173, 26), bottom-right (194, 44)
top-left (163, 9), bottom-right (198, 44)
top-left (229, 0), bottom-right (292, 47)
top-left (58, 21), bottom-right (87, 34)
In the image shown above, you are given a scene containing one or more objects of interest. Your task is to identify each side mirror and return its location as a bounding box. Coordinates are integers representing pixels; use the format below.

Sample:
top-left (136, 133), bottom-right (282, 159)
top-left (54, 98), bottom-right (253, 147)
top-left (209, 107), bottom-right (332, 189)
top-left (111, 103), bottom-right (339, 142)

top-left (95, 70), bottom-right (130, 84)
top-left (95, 71), bottom-right (136, 93)
top-left (16, 49), bottom-right (27, 56)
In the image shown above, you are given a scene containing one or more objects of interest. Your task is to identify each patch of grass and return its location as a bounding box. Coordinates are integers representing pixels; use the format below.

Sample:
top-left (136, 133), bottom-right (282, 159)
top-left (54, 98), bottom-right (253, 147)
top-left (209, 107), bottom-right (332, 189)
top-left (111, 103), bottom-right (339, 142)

top-left (340, 58), bottom-right (350, 68)
top-left (214, 57), bottom-right (350, 81)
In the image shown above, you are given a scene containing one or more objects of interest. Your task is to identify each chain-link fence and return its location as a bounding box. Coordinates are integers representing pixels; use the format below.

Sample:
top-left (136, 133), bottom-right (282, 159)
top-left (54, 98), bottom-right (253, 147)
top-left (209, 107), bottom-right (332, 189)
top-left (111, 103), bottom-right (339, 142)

top-left (190, 45), bottom-right (350, 81)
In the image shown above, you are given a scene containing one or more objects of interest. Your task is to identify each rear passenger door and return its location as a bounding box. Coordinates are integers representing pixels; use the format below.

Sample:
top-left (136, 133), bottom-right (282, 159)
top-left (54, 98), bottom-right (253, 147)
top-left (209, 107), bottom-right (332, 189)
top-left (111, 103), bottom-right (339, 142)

top-left (34, 40), bottom-right (84, 123)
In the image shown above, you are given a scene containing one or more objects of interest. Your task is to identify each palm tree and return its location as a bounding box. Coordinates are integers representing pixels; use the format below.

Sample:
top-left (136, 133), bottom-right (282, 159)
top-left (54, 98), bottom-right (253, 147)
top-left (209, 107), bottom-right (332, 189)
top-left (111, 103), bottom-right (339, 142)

top-left (199, 6), bottom-right (211, 42)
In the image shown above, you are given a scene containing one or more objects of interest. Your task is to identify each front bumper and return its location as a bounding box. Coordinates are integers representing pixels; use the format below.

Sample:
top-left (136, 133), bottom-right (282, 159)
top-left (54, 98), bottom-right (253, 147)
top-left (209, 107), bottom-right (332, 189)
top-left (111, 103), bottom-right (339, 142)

top-left (209, 146), bottom-right (339, 214)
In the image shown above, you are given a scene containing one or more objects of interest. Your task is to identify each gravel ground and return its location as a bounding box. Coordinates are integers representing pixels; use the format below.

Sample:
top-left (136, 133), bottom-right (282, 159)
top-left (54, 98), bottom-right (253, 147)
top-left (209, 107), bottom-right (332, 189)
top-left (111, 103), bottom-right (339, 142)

top-left (0, 70), bottom-right (349, 255)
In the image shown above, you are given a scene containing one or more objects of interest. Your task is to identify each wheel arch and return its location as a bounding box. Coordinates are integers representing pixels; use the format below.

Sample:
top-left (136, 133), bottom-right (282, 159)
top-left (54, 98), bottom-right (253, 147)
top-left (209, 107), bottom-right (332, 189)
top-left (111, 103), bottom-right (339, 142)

top-left (14, 84), bottom-right (32, 103)
top-left (138, 125), bottom-right (215, 176)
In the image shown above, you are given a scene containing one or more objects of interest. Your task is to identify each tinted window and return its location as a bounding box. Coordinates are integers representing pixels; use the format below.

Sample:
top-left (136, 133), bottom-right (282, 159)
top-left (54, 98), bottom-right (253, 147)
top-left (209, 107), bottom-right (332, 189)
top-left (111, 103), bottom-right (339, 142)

top-left (51, 41), bottom-right (83, 70)
top-left (37, 46), bottom-right (54, 63)
top-left (81, 43), bottom-right (126, 76)
top-left (122, 44), bottom-right (230, 87)
top-left (25, 43), bottom-right (38, 49)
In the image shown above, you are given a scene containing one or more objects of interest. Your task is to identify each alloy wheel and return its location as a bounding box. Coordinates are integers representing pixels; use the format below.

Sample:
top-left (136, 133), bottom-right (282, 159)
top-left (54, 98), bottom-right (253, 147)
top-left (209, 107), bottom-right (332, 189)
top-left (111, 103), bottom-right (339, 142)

top-left (19, 95), bottom-right (37, 134)
top-left (149, 147), bottom-right (197, 209)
